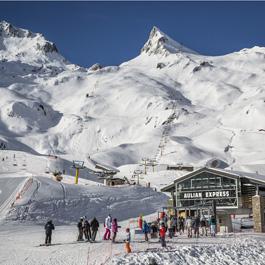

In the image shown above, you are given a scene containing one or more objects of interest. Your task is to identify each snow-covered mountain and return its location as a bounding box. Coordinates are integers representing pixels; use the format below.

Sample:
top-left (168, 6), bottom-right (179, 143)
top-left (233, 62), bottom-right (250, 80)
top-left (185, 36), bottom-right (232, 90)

top-left (1, 21), bottom-right (265, 174)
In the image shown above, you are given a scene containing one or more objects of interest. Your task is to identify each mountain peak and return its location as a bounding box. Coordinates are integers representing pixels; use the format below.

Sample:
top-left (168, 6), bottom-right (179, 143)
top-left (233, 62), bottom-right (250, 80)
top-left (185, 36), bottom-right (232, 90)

top-left (0, 20), bottom-right (59, 56)
top-left (0, 20), bottom-right (34, 38)
top-left (141, 26), bottom-right (197, 55)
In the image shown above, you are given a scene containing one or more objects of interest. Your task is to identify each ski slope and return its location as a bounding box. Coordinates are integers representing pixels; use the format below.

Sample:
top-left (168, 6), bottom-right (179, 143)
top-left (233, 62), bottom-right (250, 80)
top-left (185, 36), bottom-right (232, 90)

top-left (0, 223), bottom-right (265, 265)
top-left (0, 176), bottom-right (26, 220)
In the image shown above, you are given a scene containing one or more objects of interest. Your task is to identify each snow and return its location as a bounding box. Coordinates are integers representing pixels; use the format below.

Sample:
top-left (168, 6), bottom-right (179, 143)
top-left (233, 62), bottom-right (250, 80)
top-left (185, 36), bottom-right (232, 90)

top-left (0, 173), bottom-right (167, 224)
top-left (1, 223), bottom-right (265, 265)
top-left (112, 234), bottom-right (265, 265)
top-left (1, 20), bottom-right (265, 264)
top-left (0, 21), bottom-right (265, 176)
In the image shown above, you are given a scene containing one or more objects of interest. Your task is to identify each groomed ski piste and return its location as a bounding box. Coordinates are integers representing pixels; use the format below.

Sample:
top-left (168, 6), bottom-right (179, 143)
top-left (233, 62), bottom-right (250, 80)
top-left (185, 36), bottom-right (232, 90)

top-left (1, 20), bottom-right (265, 264)
top-left (2, 219), bottom-right (265, 265)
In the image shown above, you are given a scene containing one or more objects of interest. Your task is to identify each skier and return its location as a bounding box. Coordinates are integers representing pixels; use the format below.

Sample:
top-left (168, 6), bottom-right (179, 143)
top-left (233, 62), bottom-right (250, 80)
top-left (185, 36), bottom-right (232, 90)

top-left (124, 228), bottom-right (132, 253)
top-left (111, 218), bottom-right (118, 243)
top-left (168, 216), bottom-right (175, 239)
top-left (209, 215), bottom-right (216, 237)
top-left (44, 220), bottom-right (55, 246)
top-left (83, 219), bottom-right (91, 242)
top-left (150, 221), bottom-right (158, 238)
top-left (77, 218), bottom-right (84, 241)
top-left (90, 217), bottom-right (99, 242)
top-left (138, 215), bottom-right (143, 229)
top-left (200, 216), bottom-right (207, 236)
top-left (159, 222), bottom-right (167, 247)
top-left (172, 215), bottom-right (178, 236)
top-left (162, 214), bottom-right (168, 232)
top-left (103, 214), bottom-right (112, 240)
top-left (194, 215), bottom-right (200, 238)
top-left (179, 216), bottom-right (185, 234)
top-left (142, 220), bottom-right (150, 241)
top-left (186, 216), bottom-right (193, 238)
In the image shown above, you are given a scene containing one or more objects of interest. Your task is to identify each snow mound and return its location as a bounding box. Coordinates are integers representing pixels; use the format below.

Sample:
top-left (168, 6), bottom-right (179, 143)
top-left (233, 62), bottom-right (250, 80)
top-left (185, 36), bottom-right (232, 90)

top-left (112, 237), bottom-right (265, 265)
top-left (7, 176), bottom-right (168, 224)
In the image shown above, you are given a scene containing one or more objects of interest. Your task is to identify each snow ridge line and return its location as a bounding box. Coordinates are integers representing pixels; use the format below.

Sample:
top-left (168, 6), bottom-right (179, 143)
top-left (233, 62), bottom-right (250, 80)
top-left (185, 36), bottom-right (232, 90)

top-left (17, 177), bottom-right (33, 199)
top-left (0, 177), bottom-right (28, 220)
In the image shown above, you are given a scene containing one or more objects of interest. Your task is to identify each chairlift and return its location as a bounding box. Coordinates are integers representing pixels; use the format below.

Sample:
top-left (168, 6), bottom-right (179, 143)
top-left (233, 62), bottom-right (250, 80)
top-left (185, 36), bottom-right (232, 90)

top-left (72, 160), bottom-right (85, 184)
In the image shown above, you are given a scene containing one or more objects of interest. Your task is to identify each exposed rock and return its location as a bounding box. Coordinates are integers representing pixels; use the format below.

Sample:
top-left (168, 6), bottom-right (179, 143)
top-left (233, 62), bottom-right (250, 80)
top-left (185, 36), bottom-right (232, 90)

top-left (141, 26), bottom-right (196, 56)
top-left (36, 42), bottom-right (58, 53)
top-left (89, 63), bottom-right (103, 71)
top-left (157, 62), bottom-right (166, 69)
top-left (205, 159), bottom-right (229, 169)
top-left (0, 142), bottom-right (7, 150)
top-left (0, 21), bottom-right (32, 38)
top-left (193, 61), bottom-right (213, 73)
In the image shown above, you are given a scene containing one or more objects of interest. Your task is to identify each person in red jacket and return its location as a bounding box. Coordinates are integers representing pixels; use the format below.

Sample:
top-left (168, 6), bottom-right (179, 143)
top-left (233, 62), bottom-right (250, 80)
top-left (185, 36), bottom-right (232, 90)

top-left (138, 215), bottom-right (143, 229)
top-left (159, 222), bottom-right (167, 247)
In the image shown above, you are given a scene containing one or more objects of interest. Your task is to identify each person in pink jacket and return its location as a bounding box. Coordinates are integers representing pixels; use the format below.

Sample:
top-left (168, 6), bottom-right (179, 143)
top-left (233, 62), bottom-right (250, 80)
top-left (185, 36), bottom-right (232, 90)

top-left (111, 218), bottom-right (118, 243)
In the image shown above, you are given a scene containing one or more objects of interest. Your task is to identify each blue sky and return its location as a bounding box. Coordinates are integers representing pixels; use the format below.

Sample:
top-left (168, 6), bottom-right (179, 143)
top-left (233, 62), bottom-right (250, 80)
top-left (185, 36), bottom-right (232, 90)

top-left (1, 2), bottom-right (265, 67)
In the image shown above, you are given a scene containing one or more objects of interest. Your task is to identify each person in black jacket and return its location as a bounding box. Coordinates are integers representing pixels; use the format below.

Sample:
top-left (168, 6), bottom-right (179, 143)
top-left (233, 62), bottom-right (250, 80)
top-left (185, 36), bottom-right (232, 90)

top-left (194, 215), bottom-right (201, 238)
top-left (83, 220), bottom-right (91, 242)
top-left (44, 220), bottom-right (55, 245)
top-left (77, 218), bottom-right (84, 241)
top-left (90, 217), bottom-right (99, 242)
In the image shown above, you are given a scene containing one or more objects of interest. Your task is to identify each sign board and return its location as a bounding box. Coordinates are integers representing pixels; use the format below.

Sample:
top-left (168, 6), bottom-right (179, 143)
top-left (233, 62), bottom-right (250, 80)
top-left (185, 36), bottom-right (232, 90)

top-left (181, 190), bottom-right (236, 199)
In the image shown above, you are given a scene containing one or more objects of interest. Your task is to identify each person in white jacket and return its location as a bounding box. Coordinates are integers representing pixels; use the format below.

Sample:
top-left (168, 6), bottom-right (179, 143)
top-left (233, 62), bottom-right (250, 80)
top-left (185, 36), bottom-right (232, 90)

top-left (103, 214), bottom-right (112, 240)
top-left (186, 216), bottom-right (193, 238)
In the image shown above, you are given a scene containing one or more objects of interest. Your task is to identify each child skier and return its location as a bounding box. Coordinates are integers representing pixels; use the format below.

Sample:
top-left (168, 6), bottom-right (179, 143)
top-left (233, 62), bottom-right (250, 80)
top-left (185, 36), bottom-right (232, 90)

top-left (124, 228), bottom-right (132, 253)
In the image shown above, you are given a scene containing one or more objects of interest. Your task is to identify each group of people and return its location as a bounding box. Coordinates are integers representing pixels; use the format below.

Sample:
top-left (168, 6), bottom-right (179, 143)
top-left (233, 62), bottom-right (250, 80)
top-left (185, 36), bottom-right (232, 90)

top-left (185, 215), bottom-right (217, 238)
top-left (137, 213), bottom-right (217, 247)
top-left (44, 217), bottom-right (100, 246)
top-left (103, 214), bottom-right (120, 242)
top-left (138, 215), bottom-right (167, 247)
top-left (77, 216), bottom-right (100, 242)
top-left (44, 215), bottom-right (126, 247)
top-left (44, 213), bottom-right (217, 250)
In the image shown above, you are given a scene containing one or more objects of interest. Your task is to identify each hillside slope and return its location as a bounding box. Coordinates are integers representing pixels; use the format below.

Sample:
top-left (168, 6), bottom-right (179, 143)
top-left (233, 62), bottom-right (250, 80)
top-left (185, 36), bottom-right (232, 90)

top-left (0, 21), bottom-right (265, 174)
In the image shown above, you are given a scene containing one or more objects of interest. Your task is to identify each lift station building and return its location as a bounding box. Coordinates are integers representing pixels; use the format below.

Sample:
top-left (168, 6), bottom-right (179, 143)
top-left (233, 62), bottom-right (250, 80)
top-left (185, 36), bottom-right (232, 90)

top-left (161, 167), bottom-right (265, 232)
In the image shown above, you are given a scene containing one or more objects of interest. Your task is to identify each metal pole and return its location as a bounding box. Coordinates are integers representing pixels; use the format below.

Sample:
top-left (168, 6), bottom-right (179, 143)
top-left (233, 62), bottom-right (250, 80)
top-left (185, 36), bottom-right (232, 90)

top-left (75, 168), bottom-right (79, 184)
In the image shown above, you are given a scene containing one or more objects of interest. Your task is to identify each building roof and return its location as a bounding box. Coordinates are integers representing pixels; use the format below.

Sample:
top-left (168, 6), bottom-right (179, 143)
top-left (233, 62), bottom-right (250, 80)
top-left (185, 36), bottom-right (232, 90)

top-left (95, 163), bottom-right (120, 173)
top-left (161, 167), bottom-right (265, 192)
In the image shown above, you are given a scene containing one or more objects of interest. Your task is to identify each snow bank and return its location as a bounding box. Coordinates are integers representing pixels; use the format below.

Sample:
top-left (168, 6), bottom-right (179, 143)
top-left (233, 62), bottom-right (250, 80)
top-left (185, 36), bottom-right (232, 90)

top-left (7, 176), bottom-right (168, 224)
top-left (112, 237), bottom-right (265, 265)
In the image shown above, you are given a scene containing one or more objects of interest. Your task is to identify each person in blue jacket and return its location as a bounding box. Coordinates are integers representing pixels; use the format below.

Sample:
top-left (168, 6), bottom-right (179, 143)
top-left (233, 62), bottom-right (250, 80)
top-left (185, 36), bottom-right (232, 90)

top-left (142, 220), bottom-right (150, 241)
